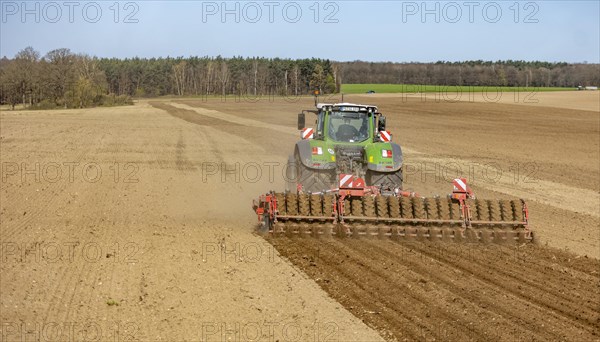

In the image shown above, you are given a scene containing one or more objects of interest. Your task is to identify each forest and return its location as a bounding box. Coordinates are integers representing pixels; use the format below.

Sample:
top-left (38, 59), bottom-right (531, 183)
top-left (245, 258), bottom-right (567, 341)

top-left (1, 46), bottom-right (597, 109)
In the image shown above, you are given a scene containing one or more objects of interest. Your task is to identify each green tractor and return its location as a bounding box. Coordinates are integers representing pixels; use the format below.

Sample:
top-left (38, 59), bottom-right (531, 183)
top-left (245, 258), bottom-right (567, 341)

top-left (253, 99), bottom-right (532, 242)
top-left (289, 101), bottom-right (403, 194)
top-left (253, 98), bottom-right (533, 242)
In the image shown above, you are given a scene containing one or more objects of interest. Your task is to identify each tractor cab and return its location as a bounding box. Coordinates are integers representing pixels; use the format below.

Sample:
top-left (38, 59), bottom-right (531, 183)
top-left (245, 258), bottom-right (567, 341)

top-left (328, 110), bottom-right (370, 143)
top-left (298, 103), bottom-right (388, 144)
top-left (293, 99), bottom-right (401, 193)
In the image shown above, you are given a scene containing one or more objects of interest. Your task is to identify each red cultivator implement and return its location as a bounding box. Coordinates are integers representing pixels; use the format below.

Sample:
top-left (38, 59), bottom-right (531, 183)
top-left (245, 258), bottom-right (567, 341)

top-left (253, 176), bottom-right (532, 242)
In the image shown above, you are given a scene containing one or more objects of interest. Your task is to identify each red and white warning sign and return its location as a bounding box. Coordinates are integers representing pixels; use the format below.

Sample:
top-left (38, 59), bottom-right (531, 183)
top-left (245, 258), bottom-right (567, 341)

top-left (339, 174), bottom-right (353, 188)
top-left (379, 130), bottom-right (392, 142)
top-left (301, 128), bottom-right (314, 139)
top-left (339, 174), bottom-right (366, 189)
top-left (453, 178), bottom-right (468, 192)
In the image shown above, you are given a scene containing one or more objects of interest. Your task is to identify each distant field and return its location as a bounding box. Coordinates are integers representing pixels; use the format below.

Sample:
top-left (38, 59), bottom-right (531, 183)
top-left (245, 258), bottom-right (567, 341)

top-left (341, 84), bottom-right (576, 94)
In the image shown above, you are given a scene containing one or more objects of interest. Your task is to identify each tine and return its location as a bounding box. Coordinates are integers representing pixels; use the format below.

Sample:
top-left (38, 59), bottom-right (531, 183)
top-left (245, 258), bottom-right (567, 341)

top-left (323, 223), bottom-right (333, 238)
top-left (311, 224), bottom-right (321, 238)
top-left (352, 224), bottom-right (360, 238)
top-left (285, 223), bottom-right (295, 237)
top-left (378, 226), bottom-right (387, 239)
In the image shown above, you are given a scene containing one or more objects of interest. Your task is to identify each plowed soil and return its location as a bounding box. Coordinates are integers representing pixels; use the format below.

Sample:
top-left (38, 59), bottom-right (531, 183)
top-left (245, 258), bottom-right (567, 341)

top-left (1, 91), bottom-right (598, 341)
top-left (268, 238), bottom-right (599, 341)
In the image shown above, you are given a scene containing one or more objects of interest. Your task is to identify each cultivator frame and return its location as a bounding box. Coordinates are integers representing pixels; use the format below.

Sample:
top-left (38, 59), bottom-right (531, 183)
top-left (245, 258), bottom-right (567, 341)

top-left (253, 176), bottom-right (533, 242)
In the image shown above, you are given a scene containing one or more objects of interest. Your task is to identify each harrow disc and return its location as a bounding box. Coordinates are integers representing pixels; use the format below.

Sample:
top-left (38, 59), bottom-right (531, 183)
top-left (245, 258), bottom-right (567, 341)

top-left (263, 193), bottom-right (532, 243)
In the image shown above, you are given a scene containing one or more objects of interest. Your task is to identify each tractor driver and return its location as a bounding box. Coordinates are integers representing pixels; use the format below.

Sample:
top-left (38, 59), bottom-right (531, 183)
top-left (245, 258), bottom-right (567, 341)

top-left (330, 114), bottom-right (369, 142)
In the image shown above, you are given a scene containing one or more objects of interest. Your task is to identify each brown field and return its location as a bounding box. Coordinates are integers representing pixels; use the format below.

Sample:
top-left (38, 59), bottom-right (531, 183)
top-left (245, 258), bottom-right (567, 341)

top-left (1, 91), bottom-right (598, 341)
top-left (372, 89), bottom-right (600, 112)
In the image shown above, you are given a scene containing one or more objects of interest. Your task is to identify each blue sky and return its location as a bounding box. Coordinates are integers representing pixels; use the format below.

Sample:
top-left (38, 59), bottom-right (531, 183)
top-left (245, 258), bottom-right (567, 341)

top-left (1, 1), bottom-right (598, 62)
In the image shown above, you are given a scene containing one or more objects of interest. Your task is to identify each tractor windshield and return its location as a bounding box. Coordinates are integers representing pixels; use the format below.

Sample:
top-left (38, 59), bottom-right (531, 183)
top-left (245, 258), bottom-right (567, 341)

top-left (328, 111), bottom-right (370, 143)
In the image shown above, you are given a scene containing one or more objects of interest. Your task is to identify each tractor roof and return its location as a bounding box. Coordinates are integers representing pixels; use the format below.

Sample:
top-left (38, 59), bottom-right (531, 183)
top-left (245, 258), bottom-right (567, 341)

top-left (316, 102), bottom-right (379, 112)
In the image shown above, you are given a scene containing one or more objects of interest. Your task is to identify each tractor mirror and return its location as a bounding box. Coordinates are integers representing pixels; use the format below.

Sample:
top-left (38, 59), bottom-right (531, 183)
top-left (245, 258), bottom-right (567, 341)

top-left (297, 113), bottom-right (305, 130)
top-left (378, 116), bottom-right (386, 131)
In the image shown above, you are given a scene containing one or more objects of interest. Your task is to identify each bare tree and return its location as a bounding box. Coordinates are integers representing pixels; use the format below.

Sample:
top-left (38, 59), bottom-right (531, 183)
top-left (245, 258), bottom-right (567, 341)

top-left (172, 61), bottom-right (187, 96)
top-left (218, 61), bottom-right (229, 96)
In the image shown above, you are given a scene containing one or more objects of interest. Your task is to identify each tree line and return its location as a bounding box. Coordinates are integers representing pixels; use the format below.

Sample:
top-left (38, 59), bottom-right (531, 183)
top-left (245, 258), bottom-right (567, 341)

top-left (0, 47), bottom-right (133, 110)
top-left (338, 60), bottom-right (599, 88)
top-left (0, 47), bottom-right (339, 110)
top-left (98, 55), bottom-right (338, 98)
top-left (0, 47), bottom-right (597, 110)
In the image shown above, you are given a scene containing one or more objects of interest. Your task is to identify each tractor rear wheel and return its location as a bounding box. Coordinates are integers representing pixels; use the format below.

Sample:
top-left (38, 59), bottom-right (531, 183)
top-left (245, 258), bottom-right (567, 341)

top-left (295, 153), bottom-right (335, 193)
top-left (285, 155), bottom-right (297, 191)
top-left (366, 169), bottom-right (403, 190)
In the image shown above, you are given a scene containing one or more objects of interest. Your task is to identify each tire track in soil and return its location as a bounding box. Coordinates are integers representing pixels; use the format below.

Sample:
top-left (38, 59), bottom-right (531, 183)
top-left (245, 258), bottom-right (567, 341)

top-left (2, 130), bottom-right (109, 326)
top-left (175, 129), bottom-right (196, 172)
top-left (51, 191), bottom-right (112, 324)
top-left (152, 101), bottom-right (267, 188)
top-left (39, 113), bottom-right (166, 327)
top-left (61, 132), bottom-right (132, 325)
top-left (2, 132), bottom-right (96, 241)
top-left (167, 101), bottom-right (299, 156)
top-left (150, 102), bottom-right (229, 166)
top-left (268, 237), bottom-right (600, 341)
top-left (150, 101), bottom-right (276, 177)
top-left (41, 135), bottom-right (117, 325)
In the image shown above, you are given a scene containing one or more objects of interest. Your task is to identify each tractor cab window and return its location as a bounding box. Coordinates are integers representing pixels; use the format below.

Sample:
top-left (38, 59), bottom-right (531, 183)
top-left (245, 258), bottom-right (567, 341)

top-left (316, 111), bottom-right (325, 139)
top-left (328, 111), bottom-right (370, 143)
